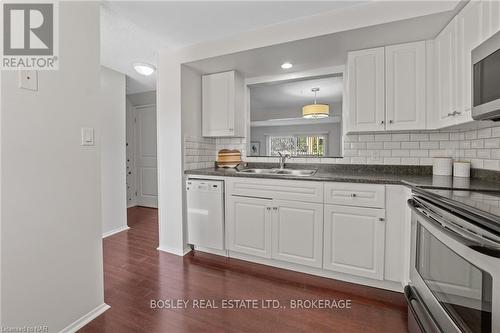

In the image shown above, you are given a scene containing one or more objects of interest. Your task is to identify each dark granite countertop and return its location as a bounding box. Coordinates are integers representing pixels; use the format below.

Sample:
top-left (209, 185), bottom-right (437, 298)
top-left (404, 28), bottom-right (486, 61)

top-left (184, 163), bottom-right (500, 192)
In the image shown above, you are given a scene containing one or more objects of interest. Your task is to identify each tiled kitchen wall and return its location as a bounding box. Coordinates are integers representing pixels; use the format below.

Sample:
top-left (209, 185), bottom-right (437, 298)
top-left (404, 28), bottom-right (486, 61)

top-left (183, 135), bottom-right (217, 170)
top-left (184, 123), bottom-right (500, 171)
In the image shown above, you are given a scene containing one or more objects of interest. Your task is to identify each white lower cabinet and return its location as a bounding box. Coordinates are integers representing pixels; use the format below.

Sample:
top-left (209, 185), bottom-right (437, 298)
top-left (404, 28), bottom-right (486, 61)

top-left (323, 204), bottom-right (386, 280)
top-left (271, 200), bottom-right (323, 268)
top-left (226, 195), bottom-right (272, 258)
top-left (224, 179), bottom-right (404, 290)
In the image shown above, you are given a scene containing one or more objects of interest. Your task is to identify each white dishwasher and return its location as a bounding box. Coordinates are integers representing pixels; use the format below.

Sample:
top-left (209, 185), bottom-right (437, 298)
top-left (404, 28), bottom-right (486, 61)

top-left (186, 179), bottom-right (224, 250)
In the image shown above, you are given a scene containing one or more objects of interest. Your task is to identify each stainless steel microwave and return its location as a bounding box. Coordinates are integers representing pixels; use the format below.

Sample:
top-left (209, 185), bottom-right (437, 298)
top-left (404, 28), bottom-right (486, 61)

top-left (472, 30), bottom-right (500, 121)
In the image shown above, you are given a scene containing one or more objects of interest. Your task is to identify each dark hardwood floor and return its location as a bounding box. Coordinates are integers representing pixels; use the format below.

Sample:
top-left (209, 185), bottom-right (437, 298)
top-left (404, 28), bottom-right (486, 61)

top-left (80, 206), bottom-right (408, 333)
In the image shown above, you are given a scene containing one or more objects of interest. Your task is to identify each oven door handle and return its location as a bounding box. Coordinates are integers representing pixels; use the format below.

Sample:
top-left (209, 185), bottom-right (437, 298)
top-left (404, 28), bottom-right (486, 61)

top-left (407, 198), bottom-right (500, 257)
top-left (404, 285), bottom-right (443, 333)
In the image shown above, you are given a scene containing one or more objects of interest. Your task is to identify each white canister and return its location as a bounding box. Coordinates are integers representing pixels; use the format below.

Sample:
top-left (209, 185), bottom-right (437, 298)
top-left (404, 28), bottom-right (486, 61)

top-left (453, 161), bottom-right (471, 178)
top-left (433, 157), bottom-right (453, 176)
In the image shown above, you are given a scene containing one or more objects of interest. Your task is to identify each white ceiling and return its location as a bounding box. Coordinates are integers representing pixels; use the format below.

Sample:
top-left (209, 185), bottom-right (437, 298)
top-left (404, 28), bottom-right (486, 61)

top-left (185, 10), bottom-right (456, 78)
top-left (101, 1), bottom-right (370, 94)
top-left (101, 1), bottom-right (459, 94)
top-left (251, 75), bottom-right (343, 110)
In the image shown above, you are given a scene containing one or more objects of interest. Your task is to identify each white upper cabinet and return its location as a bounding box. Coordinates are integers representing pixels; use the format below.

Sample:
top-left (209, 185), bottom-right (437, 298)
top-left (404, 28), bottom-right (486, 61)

top-left (435, 18), bottom-right (458, 128)
top-left (202, 70), bottom-right (245, 137)
top-left (347, 43), bottom-right (426, 132)
top-left (385, 41), bottom-right (426, 130)
top-left (482, 0), bottom-right (500, 40)
top-left (347, 47), bottom-right (385, 132)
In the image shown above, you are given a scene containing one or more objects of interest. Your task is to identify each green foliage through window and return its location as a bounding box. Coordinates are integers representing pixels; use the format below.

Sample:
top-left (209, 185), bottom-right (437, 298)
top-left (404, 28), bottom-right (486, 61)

top-left (269, 135), bottom-right (326, 156)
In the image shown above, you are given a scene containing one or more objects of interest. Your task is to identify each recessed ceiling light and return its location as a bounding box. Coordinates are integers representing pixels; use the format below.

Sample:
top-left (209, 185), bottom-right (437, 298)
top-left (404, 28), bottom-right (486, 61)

top-left (281, 62), bottom-right (293, 69)
top-left (133, 62), bottom-right (156, 76)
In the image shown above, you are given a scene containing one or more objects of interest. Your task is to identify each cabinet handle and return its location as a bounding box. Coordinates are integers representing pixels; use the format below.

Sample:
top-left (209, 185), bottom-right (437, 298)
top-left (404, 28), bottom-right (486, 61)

top-left (379, 218), bottom-right (385, 222)
top-left (389, 120), bottom-right (393, 124)
top-left (273, 207), bottom-right (278, 211)
top-left (229, 128), bottom-right (234, 131)
top-left (266, 207), bottom-right (271, 211)
top-left (351, 193), bottom-right (357, 198)
top-left (380, 120), bottom-right (385, 125)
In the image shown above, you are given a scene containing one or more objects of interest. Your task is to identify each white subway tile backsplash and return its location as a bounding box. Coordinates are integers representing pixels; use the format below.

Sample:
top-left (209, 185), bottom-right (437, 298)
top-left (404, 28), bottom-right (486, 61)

top-left (430, 133), bottom-right (449, 141)
top-left (465, 131), bottom-right (477, 140)
top-left (401, 142), bottom-right (420, 149)
top-left (392, 149), bottom-right (410, 157)
top-left (402, 157), bottom-right (420, 165)
top-left (420, 141), bottom-right (439, 149)
top-left (478, 128), bottom-right (492, 139)
top-left (384, 157), bottom-right (401, 165)
top-left (471, 139), bottom-right (484, 149)
top-left (367, 142), bottom-right (384, 149)
top-left (410, 133), bottom-right (429, 141)
top-left (485, 138), bottom-right (500, 149)
top-left (358, 134), bottom-right (375, 142)
top-left (374, 134), bottom-right (392, 141)
top-left (392, 133), bottom-right (410, 141)
top-left (384, 142), bottom-right (401, 149)
top-left (410, 150), bottom-right (429, 157)
top-left (185, 124), bottom-right (500, 171)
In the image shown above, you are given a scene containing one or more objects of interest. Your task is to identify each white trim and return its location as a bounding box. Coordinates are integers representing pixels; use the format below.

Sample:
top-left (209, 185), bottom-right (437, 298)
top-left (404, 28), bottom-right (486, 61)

top-left (251, 116), bottom-right (341, 127)
top-left (134, 103), bottom-right (156, 110)
top-left (58, 303), bottom-right (110, 333)
top-left (194, 246), bottom-right (229, 257)
top-left (157, 245), bottom-right (192, 256)
top-left (245, 65), bottom-right (345, 86)
top-left (228, 251), bottom-right (403, 293)
top-left (102, 225), bottom-right (130, 238)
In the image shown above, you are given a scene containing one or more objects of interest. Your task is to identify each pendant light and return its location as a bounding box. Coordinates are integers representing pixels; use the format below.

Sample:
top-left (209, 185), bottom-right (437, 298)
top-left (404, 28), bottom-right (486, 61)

top-left (302, 87), bottom-right (329, 119)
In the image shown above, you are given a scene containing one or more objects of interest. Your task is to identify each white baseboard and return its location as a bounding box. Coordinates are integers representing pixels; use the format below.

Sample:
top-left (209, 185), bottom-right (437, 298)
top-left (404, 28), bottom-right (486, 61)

top-left (102, 225), bottom-right (130, 238)
top-left (157, 245), bottom-right (192, 256)
top-left (194, 246), bottom-right (228, 257)
top-left (59, 303), bottom-right (110, 333)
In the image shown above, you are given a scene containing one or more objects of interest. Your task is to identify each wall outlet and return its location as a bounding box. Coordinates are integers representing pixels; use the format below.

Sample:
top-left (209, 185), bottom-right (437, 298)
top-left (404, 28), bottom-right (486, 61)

top-left (18, 70), bottom-right (38, 91)
top-left (81, 128), bottom-right (95, 146)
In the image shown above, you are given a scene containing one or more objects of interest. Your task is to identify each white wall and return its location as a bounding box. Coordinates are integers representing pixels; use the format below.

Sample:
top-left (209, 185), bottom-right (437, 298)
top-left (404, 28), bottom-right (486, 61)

top-left (100, 67), bottom-right (128, 237)
top-left (0, 2), bottom-right (106, 332)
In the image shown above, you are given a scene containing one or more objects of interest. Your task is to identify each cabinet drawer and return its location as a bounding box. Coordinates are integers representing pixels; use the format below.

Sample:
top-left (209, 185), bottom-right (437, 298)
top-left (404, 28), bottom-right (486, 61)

top-left (324, 183), bottom-right (385, 208)
top-left (228, 178), bottom-right (323, 203)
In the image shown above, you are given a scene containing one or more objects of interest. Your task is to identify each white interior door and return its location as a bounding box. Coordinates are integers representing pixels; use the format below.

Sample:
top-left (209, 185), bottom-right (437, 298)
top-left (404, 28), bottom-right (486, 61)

top-left (135, 105), bottom-right (158, 208)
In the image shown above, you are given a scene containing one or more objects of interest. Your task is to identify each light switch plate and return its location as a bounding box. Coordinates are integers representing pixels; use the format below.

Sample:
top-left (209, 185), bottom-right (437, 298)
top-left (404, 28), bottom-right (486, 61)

top-left (81, 128), bottom-right (95, 146)
top-left (18, 70), bottom-right (38, 91)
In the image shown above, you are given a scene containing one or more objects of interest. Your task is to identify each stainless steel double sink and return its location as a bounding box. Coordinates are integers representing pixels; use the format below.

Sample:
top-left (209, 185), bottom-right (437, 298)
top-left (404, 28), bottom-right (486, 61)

top-left (237, 168), bottom-right (317, 177)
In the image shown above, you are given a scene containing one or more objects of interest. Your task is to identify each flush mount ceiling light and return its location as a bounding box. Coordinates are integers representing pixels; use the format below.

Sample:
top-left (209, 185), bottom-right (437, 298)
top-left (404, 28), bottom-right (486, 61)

top-left (302, 87), bottom-right (330, 119)
top-left (133, 62), bottom-right (156, 76)
top-left (281, 62), bottom-right (293, 69)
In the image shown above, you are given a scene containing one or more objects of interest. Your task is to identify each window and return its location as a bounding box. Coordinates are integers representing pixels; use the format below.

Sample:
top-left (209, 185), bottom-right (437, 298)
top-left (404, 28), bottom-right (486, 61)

top-left (268, 135), bottom-right (326, 157)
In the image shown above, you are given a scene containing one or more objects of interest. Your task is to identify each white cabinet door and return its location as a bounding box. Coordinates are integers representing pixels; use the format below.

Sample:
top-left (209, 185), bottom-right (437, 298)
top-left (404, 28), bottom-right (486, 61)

top-left (226, 195), bottom-right (272, 258)
top-left (347, 47), bottom-right (385, 132)
top-left (323, 205), bottom-right (386, 280)
top-left (456, 1), bottom-right (483, 124)
top-left (202, 70), bottom-right (245, 137)
top-left (435, 18), bottom-right (459, 128)
top-left (385, 41), bottom-right (426, 130)
top-left (271, 200), bottom-right (323, 268)
top-left (482, 0), bottom-right (500, 39)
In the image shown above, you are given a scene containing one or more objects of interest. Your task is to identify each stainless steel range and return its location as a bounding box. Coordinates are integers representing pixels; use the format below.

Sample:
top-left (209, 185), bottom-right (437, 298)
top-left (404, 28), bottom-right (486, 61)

top-left (406, 188), bottom-right (500, 333)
